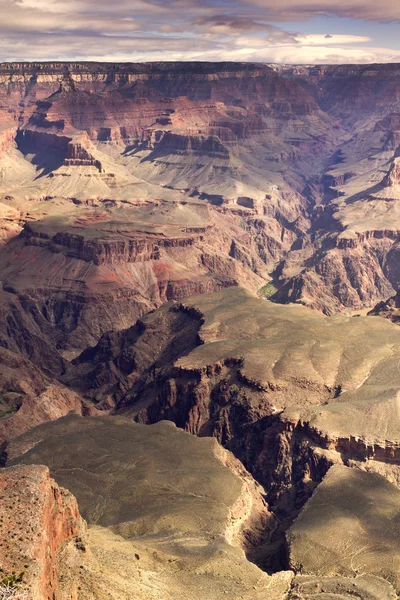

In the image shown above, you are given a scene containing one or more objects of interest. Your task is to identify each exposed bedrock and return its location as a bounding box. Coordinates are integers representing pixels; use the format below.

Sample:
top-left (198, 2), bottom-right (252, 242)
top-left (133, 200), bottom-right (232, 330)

top-left (5, 62), bottom-right (400, 314)
top-left (368, 289), bottom-right (400, 323)
top-left (0, 342), bottom-right (91, 445)
top-left (277, 63), bottom-right (400, 121)
top-left (144, 131), bottom-right (233, 159)
top-left (3, 61), bottom-right (400, 598)
top-left (0, 194), bottom-right (303, 358)
top-left (60, 287), bottom-right (400, 578)
top-left (5, 415), bottom-right (293, 600)
top-left (0, 62), bottom-right (320, 113)
top-left (0, 464), bottom-right (86, 600)
top-left (1, 288), bottom-right (400, 597)
top-left (273, 230), bottom-right (400, 314)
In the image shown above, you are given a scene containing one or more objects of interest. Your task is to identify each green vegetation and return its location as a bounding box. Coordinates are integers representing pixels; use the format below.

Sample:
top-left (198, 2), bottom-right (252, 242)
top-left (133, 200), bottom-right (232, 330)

top-left (0, 391), bottom-right (22, 419)
top-left (258, 281), bottom-right (278, 300)
top-left (0, 572), bottom-right (27, 599)
top-left (0, 572), bottom-right (24, 588)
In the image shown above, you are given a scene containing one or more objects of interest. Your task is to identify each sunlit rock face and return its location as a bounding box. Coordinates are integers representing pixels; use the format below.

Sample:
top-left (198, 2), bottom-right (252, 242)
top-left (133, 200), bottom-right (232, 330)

top-left (6, 415), bottom-right (292, 600)
top-left (0, 61), bottom-right (330, 363)
top-left (0, 464), bottom-right (86, 600)
top-left (3, 61), bottom-right (400, 600)
top-left (4, 287), bottom-right (400, 598)
top-left (58, 287), bottom-right (400, 576)
top-left (3, 61), bottom-right (400, 343)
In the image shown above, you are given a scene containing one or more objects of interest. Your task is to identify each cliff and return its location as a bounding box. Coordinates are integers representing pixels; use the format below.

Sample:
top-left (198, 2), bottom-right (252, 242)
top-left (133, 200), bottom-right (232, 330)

top-left (5, 415), bottom-right (292, 600)
top-left (0, 464), bottom-right (86, 600)
top-left (3, 61), bottom-right (400, 358)
top-left (59, 286), bottom-right (400, 576)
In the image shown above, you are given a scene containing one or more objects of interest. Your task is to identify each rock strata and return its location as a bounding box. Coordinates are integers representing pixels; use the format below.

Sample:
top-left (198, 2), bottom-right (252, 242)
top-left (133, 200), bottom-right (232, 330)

top-left (60, 287), bottom-right (400, 570)
top-left (0, 464), bottom-right (85, 600)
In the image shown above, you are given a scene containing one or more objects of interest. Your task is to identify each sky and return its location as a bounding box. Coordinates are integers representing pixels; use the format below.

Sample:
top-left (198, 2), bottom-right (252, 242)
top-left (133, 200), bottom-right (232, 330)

top-left (2, 0), bottom-right (400, 64)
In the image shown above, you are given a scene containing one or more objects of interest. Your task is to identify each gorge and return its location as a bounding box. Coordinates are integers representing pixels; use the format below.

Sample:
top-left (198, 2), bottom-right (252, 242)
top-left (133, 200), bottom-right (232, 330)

top-left (1, 61), bottom-right (400, 600)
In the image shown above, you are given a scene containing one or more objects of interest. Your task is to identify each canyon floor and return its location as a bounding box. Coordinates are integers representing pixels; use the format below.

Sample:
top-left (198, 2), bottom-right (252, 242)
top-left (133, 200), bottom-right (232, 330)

top-left (1, 61), bottom-right (400, 600)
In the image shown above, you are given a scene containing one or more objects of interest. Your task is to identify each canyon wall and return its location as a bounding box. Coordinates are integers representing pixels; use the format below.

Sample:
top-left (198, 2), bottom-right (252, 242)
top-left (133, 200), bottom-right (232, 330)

top-left (0, 464), bottom-right (86, 600)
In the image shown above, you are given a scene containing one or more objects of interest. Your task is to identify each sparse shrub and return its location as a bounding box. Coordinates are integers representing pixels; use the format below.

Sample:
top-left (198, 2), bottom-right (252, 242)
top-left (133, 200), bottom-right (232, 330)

top-left (0, 572), bottom-right (27, 600)
top-left (258, 281), bottom-right (278, 300)
top-left (0, 587), bottom-right (28, 600)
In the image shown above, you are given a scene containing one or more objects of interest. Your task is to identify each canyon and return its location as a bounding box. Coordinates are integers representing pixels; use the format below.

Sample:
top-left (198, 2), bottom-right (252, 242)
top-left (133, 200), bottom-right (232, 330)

top-left (1, 61), bottom-right (400, 356)
top-left (2, 61), bottom-right (400, 599)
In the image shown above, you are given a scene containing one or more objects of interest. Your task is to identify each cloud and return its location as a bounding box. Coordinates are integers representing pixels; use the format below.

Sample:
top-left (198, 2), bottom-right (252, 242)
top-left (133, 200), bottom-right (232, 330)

top-left (0, 0), bottom-right (399, 63)
top-left (247, 44), bottom-right (400, 65)
top-left (244, 0), bottom-right (400, 21)
top-left (296, 34), bottom-right (373, 45)
top-left (192, 15), bottom-right (274, 35)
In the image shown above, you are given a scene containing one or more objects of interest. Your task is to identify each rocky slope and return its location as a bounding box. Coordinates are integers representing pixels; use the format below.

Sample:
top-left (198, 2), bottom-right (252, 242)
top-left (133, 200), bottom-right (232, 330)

top-left (0, 198), bottom-right (278, 357)
top-left (0, 464), bottom-right (85, 600)
top-left (3, 61), bottom-right (400, 600)
top-left (266, 64), bottom-right (400, 313)
top-left (4, 285), bottom-right (400, 598)
top-left (4, 415), bottom-right (292, 600)
top-left (277, 63), bottom-right (400, 122)
top-left (0, 346), bottom-right (89, 445)
top-left (3, 61), bottom-right (400, 326)
top-left (287, 465), bottom-right (400, 592)
top-left (0, 60), bottom-right (335, 360)
top-left (368, 289), bottom-right (400, 323)
top-left (58, 287), bottom-right (400, 578)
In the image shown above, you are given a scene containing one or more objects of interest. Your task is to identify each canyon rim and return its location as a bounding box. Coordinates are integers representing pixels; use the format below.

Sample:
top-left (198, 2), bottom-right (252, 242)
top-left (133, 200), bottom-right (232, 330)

top-left (1, 8), bottom-right (400, 599)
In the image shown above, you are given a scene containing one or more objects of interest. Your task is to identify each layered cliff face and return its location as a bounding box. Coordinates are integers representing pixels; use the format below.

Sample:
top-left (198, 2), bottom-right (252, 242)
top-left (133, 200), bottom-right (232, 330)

top-left (2, 287), bottom-right (389, 597)
top-left (0, 464), bottom-right (86, 600)
top-left (59, 287), bottom-right (400, 580)
top-left (276, 63), bottom-right (400, 122)
top-left (0, 197), bottom-right (292, 358)
top-left (0, 61), bottom-right (333, 200)
top-left (3, 61), bottom-right (400, 600)
top-left (0, 61), bottom-right (326, 357)
top-left (270, 68), bottom-right (400, 313)
top-left (3, 61), bottom-right (400, 322)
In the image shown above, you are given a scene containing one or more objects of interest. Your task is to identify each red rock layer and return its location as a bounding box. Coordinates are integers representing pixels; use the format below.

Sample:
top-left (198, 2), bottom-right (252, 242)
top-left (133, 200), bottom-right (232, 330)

top-left (0, 464), bottom-right (85, 600)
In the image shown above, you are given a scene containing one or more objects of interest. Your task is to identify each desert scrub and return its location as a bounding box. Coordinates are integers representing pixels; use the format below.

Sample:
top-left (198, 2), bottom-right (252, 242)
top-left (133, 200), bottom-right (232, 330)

top-left (0, 572), bottom-right (27, 600)
top-left (0, 391), bottom-right (22, 419)
top-left (258, 281), bottom-right (278, 299)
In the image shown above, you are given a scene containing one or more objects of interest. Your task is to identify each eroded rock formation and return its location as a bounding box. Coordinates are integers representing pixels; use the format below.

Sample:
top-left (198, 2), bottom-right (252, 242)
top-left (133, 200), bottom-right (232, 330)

top-left (5, 415), bottom-right (292, 600)
top-left (0, 464), bottom-right (85, 600)
top-left (56, 287), bottom-right (400, 579)
top-left (2, 61), bottom-right (400, 600)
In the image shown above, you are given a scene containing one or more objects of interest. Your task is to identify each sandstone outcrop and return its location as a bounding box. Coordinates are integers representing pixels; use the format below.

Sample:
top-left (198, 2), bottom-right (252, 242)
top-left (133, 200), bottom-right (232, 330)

top-left (0, 464), bottom-right (86, 600)
top-left (3, 60), bottom-right (400, 600)
top-left (0, 198), bottom-right (274, 355)
top-left (4, 61), bottom-right (400, 317)
top-left (0, 60), bottom-right (333, 340)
